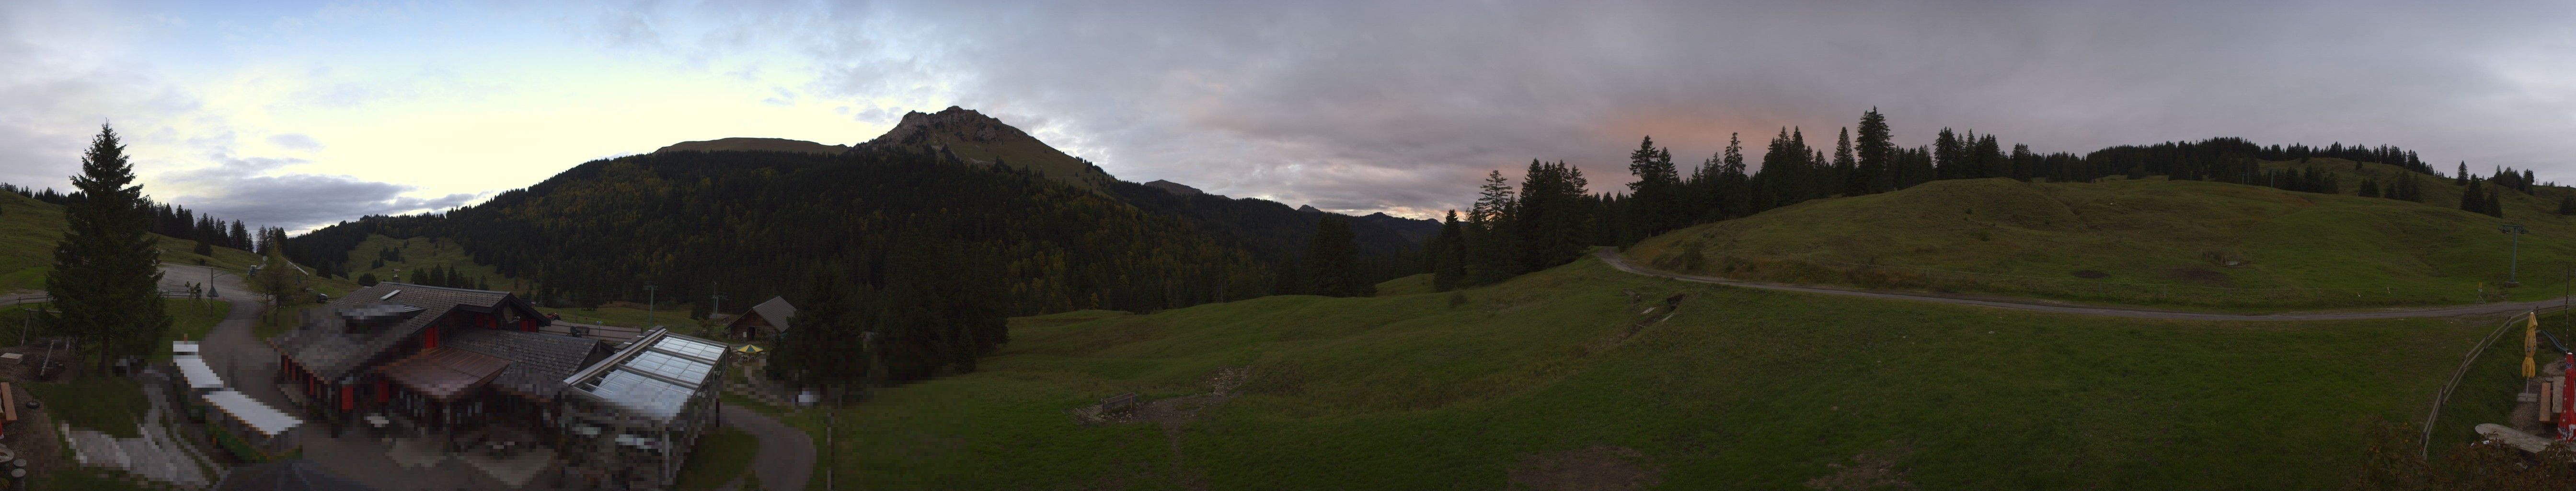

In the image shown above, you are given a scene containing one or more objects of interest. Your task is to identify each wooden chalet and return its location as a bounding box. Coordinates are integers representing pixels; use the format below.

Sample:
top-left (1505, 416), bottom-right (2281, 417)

top-left (723, 296), bottom-right (795, 340)
top-left (272, 283), bottom-right (604, 432)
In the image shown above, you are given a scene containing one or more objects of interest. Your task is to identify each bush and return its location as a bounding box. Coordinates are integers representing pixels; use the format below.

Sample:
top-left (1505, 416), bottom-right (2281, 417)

top-left (356, 273), bottom-right (378, 287)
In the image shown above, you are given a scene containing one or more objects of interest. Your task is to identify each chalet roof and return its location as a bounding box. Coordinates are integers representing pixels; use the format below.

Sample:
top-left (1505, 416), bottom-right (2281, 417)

top-left (728, 296), bottom-right (796, 332)
top-left (274, 283), bottom-right (548, 382)
top-left (377, 347), bottom-right (510, 401)
top-left (443, 328), bottom-right (613, 400)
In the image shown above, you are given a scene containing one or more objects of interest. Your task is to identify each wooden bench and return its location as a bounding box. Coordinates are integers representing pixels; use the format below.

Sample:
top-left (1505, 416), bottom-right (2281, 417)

top-left (0, 382), bottom-right (16, 439)
top-left (1100, 393), bottom-right (1138, 414)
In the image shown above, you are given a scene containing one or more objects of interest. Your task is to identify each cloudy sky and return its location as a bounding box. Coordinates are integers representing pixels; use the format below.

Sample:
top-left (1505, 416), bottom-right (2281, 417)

top-left (5, 0), bottom-right (2575, 232)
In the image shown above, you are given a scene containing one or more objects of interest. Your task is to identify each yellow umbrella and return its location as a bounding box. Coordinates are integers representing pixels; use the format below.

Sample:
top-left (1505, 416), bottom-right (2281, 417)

top-left (735, 344), bottom-right (767, 355)
top-left (2523, 311), bottom-right (2539, 378)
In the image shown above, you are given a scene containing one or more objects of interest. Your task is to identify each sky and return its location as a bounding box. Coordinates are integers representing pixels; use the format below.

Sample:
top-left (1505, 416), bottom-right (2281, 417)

top-left (4, 0), bottom-right (2575, 233)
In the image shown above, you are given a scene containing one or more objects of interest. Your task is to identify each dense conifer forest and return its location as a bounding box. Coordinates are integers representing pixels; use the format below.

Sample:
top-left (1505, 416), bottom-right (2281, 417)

top-left (284, 147), bottom-right (1427, 319)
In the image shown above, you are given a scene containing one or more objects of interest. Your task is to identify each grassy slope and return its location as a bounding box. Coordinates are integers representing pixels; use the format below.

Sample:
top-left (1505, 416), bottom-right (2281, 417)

top-left (1373, 273), bottom-right (1435, 296)
top-left (1626, 159), bottom-right (2576, 310)
top-left (340, 234), bottom-right (524, 292)
top-left (792, 255), bottom-right (2485, 490)
top-left (0, 192), bottom-right (264, 292)
top-left (902, 129), bottom-right (1113, 191)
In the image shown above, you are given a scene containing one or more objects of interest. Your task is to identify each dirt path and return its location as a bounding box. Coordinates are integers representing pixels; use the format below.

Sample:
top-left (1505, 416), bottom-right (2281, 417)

top-left (1596, 248), bottom-right (2574, 321)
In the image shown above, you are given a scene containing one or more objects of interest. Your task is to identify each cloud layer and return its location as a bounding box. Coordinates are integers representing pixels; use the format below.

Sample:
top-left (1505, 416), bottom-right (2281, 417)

top-left (606, 0), bottom-right (2576, 215)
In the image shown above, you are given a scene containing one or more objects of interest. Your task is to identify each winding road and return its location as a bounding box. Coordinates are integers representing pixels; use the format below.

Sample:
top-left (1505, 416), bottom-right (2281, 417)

top-left (1595, 248), bottom-right (2571, 321)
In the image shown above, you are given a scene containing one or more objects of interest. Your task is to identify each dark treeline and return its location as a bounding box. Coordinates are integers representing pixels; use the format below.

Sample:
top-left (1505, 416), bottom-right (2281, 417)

top-left (1421, 107), bottom-right (2547, 292)
top-left (6, 182), bottom-right (264, 257)
top-left (1104, 180), bottom-right (1428, 297)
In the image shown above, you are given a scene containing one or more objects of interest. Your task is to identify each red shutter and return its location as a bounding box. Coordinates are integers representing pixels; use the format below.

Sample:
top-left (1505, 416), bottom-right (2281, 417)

top-left (426, 326), bottom-right (439, 349)
top-left (377, 378), bottom-right (390, 402)
top-left (341, 384), bottom-right (354, 410)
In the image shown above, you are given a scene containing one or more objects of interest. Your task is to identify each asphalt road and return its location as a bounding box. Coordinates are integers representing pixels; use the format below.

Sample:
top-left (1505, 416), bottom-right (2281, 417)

top-left (721, 404), bottom-right (815, 491)
top-left (1595, 248), bottom-right (2573, 321)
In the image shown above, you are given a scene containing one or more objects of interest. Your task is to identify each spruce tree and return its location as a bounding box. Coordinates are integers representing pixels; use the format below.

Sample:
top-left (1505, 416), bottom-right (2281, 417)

top-left (1431, 211), bottom-right (1466, 292)
top-left (1302, 216), bottom-right (1366, 297)
top-left (2456, 162), bottom-right (2469, 186)
top-left (2485, 193), bottom-right (2504, 218)
top-left (2462, 180), bottom-right (2485, 213)
top-left (1833, 128), bottom-right (1858, 195)
top-left (46, 123), bottom-right (172, 373)
top-left (1856, 108), bottom-right (1894, 194)
top-left (2558, 195), bottom-right (2575, 216)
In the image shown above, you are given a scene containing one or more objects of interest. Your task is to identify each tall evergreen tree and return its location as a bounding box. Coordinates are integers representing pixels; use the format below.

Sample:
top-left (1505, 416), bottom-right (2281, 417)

top-left (1302, 215), bottom-right (1368, 297)
top-left (45, 123), bottom-right (172, 372)
top-left (2456, 162), bottom-right (2469, 186)
top-left (1465, 171), bottom-right (1518, 285)
top-left (1856, 108), bottom-right (1894, 193)
top-left (1429, 211), bottom-right (1466, 292)
top-left (1624, 136), bottom-right (1683, 241)
top-left (1833, 128), bottom-right (1858, 195)
top-left (777, 272), bottom-right (869, 392)
top-left (2558, 195), bottom-right (2575, 216)
top-left (2462, 180), bottom-right (2486, 214)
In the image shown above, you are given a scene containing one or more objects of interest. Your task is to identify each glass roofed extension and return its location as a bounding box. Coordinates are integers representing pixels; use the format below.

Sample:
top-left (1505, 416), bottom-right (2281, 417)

top-left (557, 327), bottom-right (734, 490)
top-left (563, 328), bottom-right (728, 423)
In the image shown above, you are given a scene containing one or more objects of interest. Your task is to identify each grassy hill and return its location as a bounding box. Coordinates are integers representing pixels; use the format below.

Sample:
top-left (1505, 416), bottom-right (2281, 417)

top-left (0, 191), bottom-right (264, 292)
top-left (338, 234), bottom-right (522, 292)
top-left (1624, 159), bottom-right (2576, 310)
top-left (653, 137), bottom-right (848, 155)
top-left (781, 253), bottom-right (2487, 490)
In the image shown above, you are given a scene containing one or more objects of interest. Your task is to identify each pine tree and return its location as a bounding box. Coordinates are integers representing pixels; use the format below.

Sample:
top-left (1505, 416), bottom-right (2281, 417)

top-left (1431, 211), bottom-right (1466, 292)
top-left (2558, 195), bottom-right (2575, 216)
top-left (1302, 216), bottom-right (1366, 297)
top-left (45, 123), bottom-right (172, 372)
top-left (2457, 162), bottom-right (2470, 186)
top-left (2485, 192), bottom-right (2504, 218)
top-left (1624, 136), bottom-right (1683, 240)
top-left (778, 272), bottom-right (869, 392)
top-left (1833, 128), bottom-right (1858, 195)
top-left (1465, 171), bottom-right (1518, 285)
top-left (2462, 180), bottom-right (2485, 214)
top-left (1856, 108), bottom-right (1895, 194)
top-left (2358, 178), bottom-right (2380, 198)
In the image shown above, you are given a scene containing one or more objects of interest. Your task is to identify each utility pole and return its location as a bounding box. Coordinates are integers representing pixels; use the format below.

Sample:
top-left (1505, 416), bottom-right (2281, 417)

top-left (644, 282), bottom-right (658, 327)
top-left (2501, 223), bottom-right (2529, 287)
top-left (711, 281), bottom-right (725, 319)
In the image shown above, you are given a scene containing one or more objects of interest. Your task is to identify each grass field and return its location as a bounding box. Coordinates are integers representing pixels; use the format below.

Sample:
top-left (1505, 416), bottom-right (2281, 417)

top-left (0, 191), bottom-right (265, 292)
top-left (24, 376), bottom-right (149, 438)
top-left (1373, 273), bottom-right (1435, 296)
top-left (673, 427), bottom-right (759, 490)
top-left (789, 254), bottom-right (2494, 490)
top-left (340, 234), bottom-right (526, 293)
top-left (1627, 159), bottom-right (2576, 311)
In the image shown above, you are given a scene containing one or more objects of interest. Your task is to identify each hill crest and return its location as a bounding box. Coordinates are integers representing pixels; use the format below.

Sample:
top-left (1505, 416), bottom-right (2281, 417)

top-left (654, 137), bottom-right (847, 155)
top-left (854, 106), bottom-right (1116, 190)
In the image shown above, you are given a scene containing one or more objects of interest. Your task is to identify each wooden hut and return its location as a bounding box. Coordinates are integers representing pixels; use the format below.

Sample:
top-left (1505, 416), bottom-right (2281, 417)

top-left (723, 296), bottom-right (795, 340)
